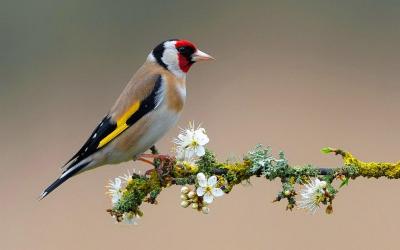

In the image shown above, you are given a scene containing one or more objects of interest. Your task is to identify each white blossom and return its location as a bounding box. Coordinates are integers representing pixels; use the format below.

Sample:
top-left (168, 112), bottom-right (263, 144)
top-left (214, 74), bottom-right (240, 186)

top-left (106, 177), bottom-right (123, 205)
top-left (298, 178), bottom-right (327, 214)
top-left (196, 173), bottom-right (224, 204)
top-left (174, 122), bottom-right (209, 162)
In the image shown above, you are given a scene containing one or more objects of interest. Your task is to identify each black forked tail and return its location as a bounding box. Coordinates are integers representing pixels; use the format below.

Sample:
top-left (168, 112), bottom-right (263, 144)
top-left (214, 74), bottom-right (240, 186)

top-left (39, 161), bottom-right (90, 200)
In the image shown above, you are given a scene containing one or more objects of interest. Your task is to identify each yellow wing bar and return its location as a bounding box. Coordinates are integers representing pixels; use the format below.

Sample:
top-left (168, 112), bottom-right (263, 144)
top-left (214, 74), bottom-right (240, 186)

top-left (97, 101), bottom-right (141, 149)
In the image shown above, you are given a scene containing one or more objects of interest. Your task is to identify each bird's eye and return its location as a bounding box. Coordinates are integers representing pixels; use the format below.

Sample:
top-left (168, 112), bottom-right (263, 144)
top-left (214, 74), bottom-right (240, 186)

top-left (178, 46), bottom-right (187, 53)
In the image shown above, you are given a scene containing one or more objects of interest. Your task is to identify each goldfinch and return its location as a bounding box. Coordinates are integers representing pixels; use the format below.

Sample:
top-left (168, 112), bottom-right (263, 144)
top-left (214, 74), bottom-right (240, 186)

top-left (40, 39), bottom-right (214, 199)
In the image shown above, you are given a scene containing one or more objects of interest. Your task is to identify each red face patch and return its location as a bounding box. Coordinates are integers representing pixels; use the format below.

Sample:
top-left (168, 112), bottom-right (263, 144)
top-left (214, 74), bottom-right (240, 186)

top-left (175, 40), bottom-right (197, 73)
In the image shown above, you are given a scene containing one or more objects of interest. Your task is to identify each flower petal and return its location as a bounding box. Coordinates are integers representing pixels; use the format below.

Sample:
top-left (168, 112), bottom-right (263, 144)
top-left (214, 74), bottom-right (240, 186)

top-left (112, 193), bottom-right (121, 204)
top-left (114, 177), bottom-right (122, 188)
top-left (211, 188), bottom-right (224, 197)
top-left (175, 148), bottom-right (185, 160)
top-left (207, 176), bottom-right (217, 187)
top-left (185, 148), bottom-right (196, 159)
top-left (177, 134), bottom-right (186, 141)
top-left (203, 192), bottom-right (214, 204)
top-left (194, 129), bottom-right (209, 145)
top-left (195, 146), bottom-right (206, 157)
top-left (197, 173), bottom-right (207, 187)
top-left (196, 187), bottom-right (205, 196)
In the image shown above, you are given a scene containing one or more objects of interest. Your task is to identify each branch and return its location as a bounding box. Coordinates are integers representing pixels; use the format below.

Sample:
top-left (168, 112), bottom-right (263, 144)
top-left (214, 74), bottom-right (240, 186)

top-left (104, 125), bottom-right (400, 224)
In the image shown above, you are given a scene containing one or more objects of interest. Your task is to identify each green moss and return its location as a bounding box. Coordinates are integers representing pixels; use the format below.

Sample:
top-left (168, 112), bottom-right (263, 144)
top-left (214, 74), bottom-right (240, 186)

top-left (115, 178), bottom-right (147, 213)
top-left (196, 150), bottom-right (218, 174)
top-left (287, 165), bottom-right (320, 184)
top-left (114, 172), bottom-right (162, 214)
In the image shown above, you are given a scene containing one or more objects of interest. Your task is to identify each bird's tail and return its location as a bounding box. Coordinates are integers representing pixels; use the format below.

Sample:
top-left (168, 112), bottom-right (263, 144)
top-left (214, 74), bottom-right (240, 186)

top-left (39, 161), bottom-right (90, 200)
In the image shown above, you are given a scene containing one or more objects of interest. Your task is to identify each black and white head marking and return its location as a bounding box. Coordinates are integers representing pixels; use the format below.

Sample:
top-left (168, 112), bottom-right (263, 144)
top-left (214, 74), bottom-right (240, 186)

top-left (148, 39), bottom-right (188, 78)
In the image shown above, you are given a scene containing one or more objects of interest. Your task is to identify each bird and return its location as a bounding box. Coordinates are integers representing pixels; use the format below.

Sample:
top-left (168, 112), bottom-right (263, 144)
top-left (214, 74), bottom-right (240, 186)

top-left (39, 39), bottom-right (214, 199)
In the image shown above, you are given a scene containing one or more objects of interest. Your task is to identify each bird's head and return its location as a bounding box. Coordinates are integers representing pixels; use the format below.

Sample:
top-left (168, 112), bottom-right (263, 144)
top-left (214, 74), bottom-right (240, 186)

top-left (148, 39), bottom-right (214, 78)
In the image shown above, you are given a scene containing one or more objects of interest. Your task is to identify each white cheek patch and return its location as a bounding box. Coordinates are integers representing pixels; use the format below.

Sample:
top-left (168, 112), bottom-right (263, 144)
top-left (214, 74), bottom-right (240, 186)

top-left (161, 41), bottom-right (186, 78)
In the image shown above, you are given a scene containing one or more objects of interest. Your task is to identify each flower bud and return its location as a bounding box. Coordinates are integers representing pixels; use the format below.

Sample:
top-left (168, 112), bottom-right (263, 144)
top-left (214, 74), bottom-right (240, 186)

top-left (326, 204), bottom-right (333, 214)
top-left (284, 190), bottom-right (291, 196)
top-left (319, 181), bottom-right (327, 188)
top-left (180, 194), bottom-right (188, 200)
top-left (180, 186), bottom-right (190, 194)
top-left (191, 203), bottom-right (199, 209)
top-left (202, 206), bottom-right (210, 214)
top-left (180, 200), bottom-right (190, 208)
top-left (286, 204), bottom-right (294, 210)
top-left (187, 191), bottom-right (196, 199)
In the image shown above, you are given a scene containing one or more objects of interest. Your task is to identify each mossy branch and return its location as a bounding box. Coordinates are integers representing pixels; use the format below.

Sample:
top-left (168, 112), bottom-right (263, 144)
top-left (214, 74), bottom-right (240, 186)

top-left (107, 145), bottom-right (400, 222)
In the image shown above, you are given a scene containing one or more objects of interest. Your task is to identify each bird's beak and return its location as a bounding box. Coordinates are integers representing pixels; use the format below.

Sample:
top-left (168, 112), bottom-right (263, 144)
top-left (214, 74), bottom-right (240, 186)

top-left (192, 49), bottom-right (215, 62)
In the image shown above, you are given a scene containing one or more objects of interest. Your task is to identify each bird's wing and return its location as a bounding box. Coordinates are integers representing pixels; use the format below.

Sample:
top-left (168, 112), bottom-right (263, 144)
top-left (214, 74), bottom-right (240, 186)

top-left (62, 67), bottom-right (165, 172)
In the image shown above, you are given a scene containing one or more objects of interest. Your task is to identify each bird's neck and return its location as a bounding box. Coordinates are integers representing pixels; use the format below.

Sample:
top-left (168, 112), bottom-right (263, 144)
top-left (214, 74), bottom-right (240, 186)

top-left (163, 73), bottom-right (186, 113)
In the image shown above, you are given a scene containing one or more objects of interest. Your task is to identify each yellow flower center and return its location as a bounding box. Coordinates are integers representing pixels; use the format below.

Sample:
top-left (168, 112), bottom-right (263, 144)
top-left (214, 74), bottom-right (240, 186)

top-left (190, 140), bottom-right (199, 147)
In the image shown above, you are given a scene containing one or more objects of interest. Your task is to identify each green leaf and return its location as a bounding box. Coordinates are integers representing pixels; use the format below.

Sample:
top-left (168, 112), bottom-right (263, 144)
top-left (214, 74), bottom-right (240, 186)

top-left (321, 147), bottom-right (333, 154)
top-left (339, 177), bottom-right (349, 188)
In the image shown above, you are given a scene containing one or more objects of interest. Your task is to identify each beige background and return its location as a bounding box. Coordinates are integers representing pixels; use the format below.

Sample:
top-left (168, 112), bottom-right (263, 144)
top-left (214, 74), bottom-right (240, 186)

top-left (1, 1), bottom-right (400, 250)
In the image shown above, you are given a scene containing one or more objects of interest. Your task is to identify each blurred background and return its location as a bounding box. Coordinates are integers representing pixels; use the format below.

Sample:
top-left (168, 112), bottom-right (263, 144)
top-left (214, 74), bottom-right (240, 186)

top-left (1, 1), bottom-right (400, 249)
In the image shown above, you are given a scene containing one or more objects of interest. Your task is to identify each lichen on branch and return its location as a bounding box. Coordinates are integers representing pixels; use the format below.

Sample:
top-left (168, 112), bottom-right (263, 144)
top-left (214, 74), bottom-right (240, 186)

top-left (106, 124), bottom-right (400, 224)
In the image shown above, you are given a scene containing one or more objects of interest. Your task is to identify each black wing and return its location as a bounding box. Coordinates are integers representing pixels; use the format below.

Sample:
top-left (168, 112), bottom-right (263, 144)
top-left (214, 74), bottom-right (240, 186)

top-left (62, 115), bottom-right (117, 171)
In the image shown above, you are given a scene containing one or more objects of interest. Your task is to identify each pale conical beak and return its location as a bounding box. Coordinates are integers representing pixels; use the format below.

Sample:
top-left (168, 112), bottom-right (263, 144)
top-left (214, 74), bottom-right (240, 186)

top-left (192, 49), bottom-right (215, 62)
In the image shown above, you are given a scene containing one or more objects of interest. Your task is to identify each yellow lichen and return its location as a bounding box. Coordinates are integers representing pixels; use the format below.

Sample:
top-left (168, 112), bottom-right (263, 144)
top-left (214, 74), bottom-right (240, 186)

top-left (220, 162), bottom-right (249, 172)
top-left (339, 150), bottom-right (400, 179)
top-left (173, 162), bottom-right (199, 177)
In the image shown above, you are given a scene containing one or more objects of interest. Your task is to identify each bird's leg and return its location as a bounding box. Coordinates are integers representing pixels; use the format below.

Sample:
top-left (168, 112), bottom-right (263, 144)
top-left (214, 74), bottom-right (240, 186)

top-left (136, 156), bottom-right (159, 176)
top-left (150, 145), bottom-right (159, 155)
top-left (140, 145), bottom-right (163, 176)
top-left (133, 145), bottom-right (160, 167)
top-left (149, 145), bottom-right (162, 168)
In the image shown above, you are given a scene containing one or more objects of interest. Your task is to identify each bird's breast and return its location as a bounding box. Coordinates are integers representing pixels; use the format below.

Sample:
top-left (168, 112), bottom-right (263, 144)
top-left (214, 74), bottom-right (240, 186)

top-left (165, 75), bottom-right (186, 113)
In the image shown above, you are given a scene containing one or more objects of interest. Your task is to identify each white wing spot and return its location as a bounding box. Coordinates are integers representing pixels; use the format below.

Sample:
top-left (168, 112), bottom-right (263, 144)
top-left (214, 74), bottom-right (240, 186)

top-left (93, 133), bottom-right (97, 138)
